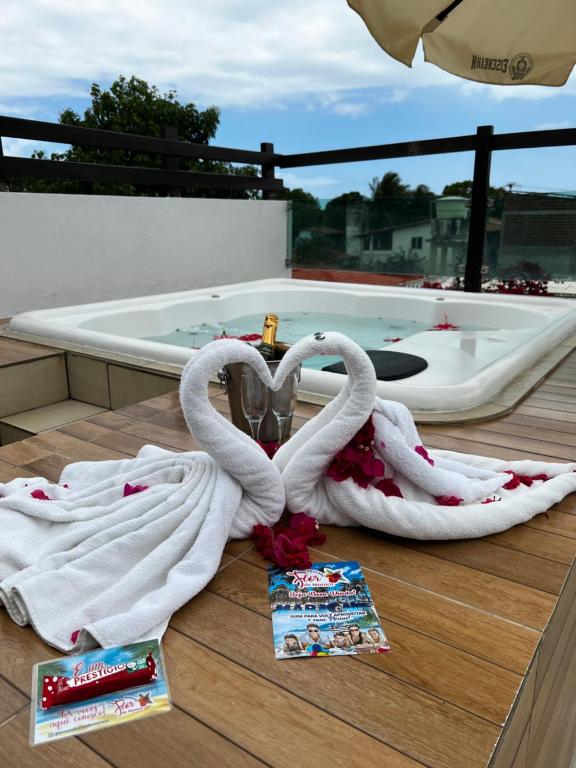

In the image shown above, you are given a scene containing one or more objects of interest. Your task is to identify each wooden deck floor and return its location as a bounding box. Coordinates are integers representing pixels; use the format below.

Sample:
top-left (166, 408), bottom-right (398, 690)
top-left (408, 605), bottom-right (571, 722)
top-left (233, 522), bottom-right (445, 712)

top-left (0, 349), bottom-right (575, 767)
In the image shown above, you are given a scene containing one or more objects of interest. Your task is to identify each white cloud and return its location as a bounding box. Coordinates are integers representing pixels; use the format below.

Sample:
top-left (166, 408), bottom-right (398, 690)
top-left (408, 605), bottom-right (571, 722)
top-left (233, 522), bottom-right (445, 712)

top-left (0, 103), bottom-right (34, 115)
top-left (278, 172), bottom-right (340, 190)
top-left (1, 138), bottom-right (62, 157)
top-left (0, 0), bottom-right (458, 113)
top-left (331, 101), bottom-right (369, 117)
top-left (0, 1), bottom-right (573, 117)
top-left (533, 121), bottom-right (572, 131)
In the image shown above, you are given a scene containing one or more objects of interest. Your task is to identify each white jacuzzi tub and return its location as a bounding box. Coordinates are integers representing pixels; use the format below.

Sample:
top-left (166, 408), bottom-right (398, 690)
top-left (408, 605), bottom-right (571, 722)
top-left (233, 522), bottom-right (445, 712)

top-left (9, 278), bottom-right (576, 412)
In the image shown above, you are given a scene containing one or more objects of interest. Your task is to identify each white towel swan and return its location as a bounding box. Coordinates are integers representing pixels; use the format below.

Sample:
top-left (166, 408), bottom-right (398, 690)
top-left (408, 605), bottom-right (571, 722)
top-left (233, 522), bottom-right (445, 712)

top-left (271, 332), bottom-right (576, 539)
top-left (0, 340), bottom-right (284, 651)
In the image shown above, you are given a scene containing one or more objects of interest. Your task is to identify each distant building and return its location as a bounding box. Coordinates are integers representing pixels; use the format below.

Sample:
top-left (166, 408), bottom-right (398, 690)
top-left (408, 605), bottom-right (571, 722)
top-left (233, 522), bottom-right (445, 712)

top-left (499, 193), bottom-right (576, 277)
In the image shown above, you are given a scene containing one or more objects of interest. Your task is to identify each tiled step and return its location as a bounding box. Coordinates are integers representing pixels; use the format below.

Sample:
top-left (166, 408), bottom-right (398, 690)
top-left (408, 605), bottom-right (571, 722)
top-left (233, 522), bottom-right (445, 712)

top-left (0, 337), bottom-right (67, 418)
top-left (0, 399), bottom-right (107, 446)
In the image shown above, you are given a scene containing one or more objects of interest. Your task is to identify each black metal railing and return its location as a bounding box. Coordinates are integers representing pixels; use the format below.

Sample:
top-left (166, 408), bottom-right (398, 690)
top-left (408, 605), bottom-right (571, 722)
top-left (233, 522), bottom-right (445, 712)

top-left (278, 124), bottom-right (576, 292)
top-left (0, 115), bottom-right (284, 195)
top-left (1, 116), bottom-right (575, 291)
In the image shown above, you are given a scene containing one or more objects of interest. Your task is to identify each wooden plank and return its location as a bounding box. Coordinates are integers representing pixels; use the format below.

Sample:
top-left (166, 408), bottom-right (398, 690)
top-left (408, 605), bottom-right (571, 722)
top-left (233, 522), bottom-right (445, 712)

top-left (57, 420), bottom-right (112, 441)
top-left (484, 526), bottom-right (576, 566)
top-left (114, 403), bottom-right (164, 420)
top-left (525, 511), bottom-right (576, 539)
top-left (164, 629), bottom-right (423, 768)
top-left (0, 677), bottom-right (27, 724)
top-left (199, 563), bottom-right (521, 725)
top-left (0, 709), bottom-right (113, 767)
top-left (93, 430), bottom-right (177, 457)
top-left (422, 423), bottom-right (576, 458)
top-left (0, 460), bottom-right (35, 483)
top-left (238, 548), bottom-right (539, 675)
top-left (139, 391), bottom-right (183, 411)
top-left (171, 594), bottom-right (502, 768)
top-left (555, 495), bottom-right (576, 515)
top-left (29, 430), bottom-right (129, 461)
top-left (120, 420), bottom-right (199, 451)
top-left (511, 405), bottom-right (576, 424)
top-left (444, 418), bottom-right (576, 449)
top-left (85, 411), bottom-right (137, 430)
top-left (83, 706), bottom-right (268, 768)
top-left (148, 411), bottom-right (190, 431)
top-left (423, 432), bottom-right (564, 463)
top-left (399, 539), bottom-right (568, 595)
top-left (522, 396), bottom-right (576, 413)
top-left (23, 454), bottom-right (71, 482)
top-left (498, 412), bottom-right (576, 435)
top-left (0, 442), bottom-right (52, 467)
top-left (525, 389), bottom-right (576, 404)
top-left (309, 527), bottom-right (556, 631)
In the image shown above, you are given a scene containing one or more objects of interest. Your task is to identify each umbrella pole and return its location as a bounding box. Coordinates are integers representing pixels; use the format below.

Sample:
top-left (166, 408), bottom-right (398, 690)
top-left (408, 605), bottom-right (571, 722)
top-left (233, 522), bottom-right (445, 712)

top-left (464, 125), bottom-right (493, 292)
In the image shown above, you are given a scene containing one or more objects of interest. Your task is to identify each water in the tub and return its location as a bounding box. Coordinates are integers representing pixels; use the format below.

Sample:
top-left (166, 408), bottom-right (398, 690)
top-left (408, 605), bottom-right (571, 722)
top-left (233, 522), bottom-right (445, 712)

top-left (145, 312), bottom-right (431, 370)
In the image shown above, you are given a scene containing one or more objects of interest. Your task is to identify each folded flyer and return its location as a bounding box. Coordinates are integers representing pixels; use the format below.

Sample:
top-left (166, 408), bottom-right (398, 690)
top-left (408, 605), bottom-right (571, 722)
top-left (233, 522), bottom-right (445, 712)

top-left (30, 639), bottom-right (171, 745)
top-left (268, 560), bottom-right (390, 659)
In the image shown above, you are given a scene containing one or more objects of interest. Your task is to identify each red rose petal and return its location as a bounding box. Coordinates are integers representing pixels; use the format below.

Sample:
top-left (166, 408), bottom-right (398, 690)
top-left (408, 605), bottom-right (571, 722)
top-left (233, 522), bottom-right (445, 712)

top-left (31, 489), bottom-right (51, 501)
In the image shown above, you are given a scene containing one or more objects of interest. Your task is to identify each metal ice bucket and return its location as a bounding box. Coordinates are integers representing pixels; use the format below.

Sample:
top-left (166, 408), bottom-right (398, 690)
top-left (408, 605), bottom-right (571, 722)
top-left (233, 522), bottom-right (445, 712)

top-left (218, 348), bottom-right (300, 444)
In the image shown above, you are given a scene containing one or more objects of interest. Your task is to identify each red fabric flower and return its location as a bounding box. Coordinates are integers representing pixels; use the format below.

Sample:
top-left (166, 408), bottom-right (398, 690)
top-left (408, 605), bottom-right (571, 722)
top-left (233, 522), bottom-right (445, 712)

top-left (70, 629), bottom-right (80, 644)
top-left (384, 337), bottom-right (402, 343)
top-left (272, 533), bottom-right (312, 569)
top-left (238, 333), bottom-right (262, 342)
top-left (123, 483), bottom-right (149, 497)
top-left (436, 495), bottom-right (463, 506)
top-left (375, 478), bottom-right (403, 498)
top-left (252, 513), bottom-right (324, 568)
top-left (428, 314), bottom-right (459, 331)
top-left (31, 489), bottom-right (50, 501)
top-left (482, 497), bottom-right (501, 504)
top-left (287, 512), bottom-right (326, 546)
top-left (503, 471), bottom-right (521, 490)
top-left (415, 445), bottom-right (434, 466)
top-left (252, 524), bottom-right (275, 559)
top-left (326, 416), bottom-right (385, 488)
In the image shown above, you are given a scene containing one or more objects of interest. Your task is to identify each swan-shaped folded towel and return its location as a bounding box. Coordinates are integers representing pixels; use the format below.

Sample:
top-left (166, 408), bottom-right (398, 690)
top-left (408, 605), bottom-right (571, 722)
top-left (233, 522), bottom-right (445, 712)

top-left (0, 340), bottom-right (285, 652)
top-left (272, 332), bottom-right (576, 539)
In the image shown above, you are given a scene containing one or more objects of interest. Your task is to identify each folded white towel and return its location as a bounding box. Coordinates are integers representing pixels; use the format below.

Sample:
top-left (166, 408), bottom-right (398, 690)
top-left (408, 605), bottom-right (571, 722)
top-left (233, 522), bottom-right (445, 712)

top-left (273, 332), bottom-right (576, 539)
top-left (0, 340), bottom-right (285, 652)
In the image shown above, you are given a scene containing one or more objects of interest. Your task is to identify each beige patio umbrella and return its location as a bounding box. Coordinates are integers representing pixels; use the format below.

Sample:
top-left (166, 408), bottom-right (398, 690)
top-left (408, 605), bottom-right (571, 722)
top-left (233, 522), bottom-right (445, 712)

top-left (348, 0), bottom-right (576, 86)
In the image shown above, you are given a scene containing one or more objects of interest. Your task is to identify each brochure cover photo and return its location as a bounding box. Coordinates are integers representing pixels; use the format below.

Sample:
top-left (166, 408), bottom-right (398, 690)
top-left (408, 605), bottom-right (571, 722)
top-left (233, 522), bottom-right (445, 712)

top-left (268, 560), bottom-right (390, 659)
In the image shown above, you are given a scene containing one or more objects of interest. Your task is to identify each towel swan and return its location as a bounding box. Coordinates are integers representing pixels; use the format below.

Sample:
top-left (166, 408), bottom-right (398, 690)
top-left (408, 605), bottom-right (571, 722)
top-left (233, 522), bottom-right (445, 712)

top-left (271, 332), bottom-right (576, 539)
top-left (0, 341), bottom-right (285, 651)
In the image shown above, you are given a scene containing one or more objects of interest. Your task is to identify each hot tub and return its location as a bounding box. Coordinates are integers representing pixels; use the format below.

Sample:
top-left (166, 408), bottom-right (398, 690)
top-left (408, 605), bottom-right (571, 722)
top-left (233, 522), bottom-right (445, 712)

top-left (9, 278), bottom-right (576, 412)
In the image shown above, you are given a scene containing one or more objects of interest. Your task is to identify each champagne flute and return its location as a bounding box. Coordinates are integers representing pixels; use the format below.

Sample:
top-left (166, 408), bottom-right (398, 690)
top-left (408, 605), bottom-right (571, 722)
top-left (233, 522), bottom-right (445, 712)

top-left (271, 370), bottom-right (298, 445)
top-left (241, 372), bottom-right (268, 442)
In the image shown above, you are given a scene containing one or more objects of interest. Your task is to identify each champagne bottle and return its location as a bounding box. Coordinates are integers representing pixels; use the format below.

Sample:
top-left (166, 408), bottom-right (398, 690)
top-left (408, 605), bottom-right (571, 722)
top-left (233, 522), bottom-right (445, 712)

top-left (258, 313), bottom-right (279, 360)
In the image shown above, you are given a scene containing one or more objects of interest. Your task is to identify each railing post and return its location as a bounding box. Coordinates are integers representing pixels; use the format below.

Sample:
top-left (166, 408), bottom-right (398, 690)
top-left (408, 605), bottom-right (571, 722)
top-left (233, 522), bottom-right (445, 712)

top-left (161, 125), bottom-right (180, 196)
top-left (0, 135), bottom-right (9, 191)
top-left (260, 142), bottom-right (276, 200)
top-left (464, 125), bottom-right (494, 292)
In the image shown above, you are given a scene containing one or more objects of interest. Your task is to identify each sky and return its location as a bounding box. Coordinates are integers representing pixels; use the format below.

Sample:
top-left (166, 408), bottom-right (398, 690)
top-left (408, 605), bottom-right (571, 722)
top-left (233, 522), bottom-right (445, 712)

top-left (1, 0), bottom-right (575, 200)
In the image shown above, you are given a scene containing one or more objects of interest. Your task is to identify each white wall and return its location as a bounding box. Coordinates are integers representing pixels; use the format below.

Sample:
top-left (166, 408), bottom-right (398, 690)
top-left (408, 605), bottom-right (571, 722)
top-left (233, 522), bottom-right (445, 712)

top-left (0, 193), bottom-right (289, 315)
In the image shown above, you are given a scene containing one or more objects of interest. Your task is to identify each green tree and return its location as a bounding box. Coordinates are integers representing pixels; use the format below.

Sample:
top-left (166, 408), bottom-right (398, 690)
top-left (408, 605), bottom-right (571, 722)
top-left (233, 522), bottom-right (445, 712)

top-left (442, 179), bottom-right (507, 216)
top-left (11, 75), bottom-right (257, 198)
top-left (322, 191), bottom-right (367, 232)
top-left (369, 172), bottom-right (435, 230)
top-left (276, 187), bottom-right (323, 237)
